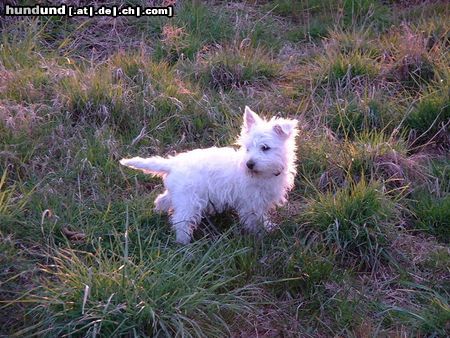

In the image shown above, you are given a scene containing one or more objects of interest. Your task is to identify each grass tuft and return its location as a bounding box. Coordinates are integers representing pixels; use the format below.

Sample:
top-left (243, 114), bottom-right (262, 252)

top-left (0, 170), bottom-right (30, 231)
top-left (405, 88), bottom-right (450, 144)
top-left (194, 45), bottom-right (280, 90)
top-left (383, 24), bottom-right (441, 90)
top-left (410, 191), bottom-right (450, 243)
top-left (22, 232), bottom-right (260, 337)
top-left (327, 51), bottom-right (379, 83)
top-left (58, 66), bottom-right (133, 131)
top-left (155, 1), bottom-right (232, 62)
top-left (306, 179), bottom-right (395, 268)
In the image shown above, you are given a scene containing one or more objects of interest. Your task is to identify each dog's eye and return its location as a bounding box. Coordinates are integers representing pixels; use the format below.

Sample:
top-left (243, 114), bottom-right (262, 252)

top-left (261, 145), bottom-right (270, 152)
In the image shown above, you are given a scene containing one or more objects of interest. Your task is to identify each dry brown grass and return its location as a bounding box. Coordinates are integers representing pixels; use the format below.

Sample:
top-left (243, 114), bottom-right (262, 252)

top-left (380, 23), bottom-right (447, 90)
top-left (0, 101), bottom-right (47, 134)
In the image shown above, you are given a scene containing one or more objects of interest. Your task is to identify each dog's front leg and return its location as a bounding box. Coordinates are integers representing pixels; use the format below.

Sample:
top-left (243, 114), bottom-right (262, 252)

top-left (238, 208), bottom-right (266, 233)
top-left (239, 207), bottom-right (278, 233)
top-left (263, 216), bottom-right (278, 232)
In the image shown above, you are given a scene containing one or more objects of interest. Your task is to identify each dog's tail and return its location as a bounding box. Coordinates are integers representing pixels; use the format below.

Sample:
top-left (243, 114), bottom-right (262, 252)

top-left (120, 156), bottom-right (171, 176)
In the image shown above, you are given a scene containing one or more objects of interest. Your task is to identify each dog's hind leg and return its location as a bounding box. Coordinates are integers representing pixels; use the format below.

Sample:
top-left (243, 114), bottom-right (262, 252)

top-left (171, 210), bottom-right (201, 245)
top-left (170, 196), bottom-right (203, 244)
top-left (154, 190), bottom-right (172, 213)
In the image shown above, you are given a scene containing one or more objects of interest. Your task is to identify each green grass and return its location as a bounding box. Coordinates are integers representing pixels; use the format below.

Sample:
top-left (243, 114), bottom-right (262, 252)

top-left (406, 88), bottom-right (450, 140)
top-left (59, 67), bottom-right (131, 128)
top-left (341, 0), bottom-right (391, 30)
top-left (0, 69), bottom-right (54, 104)
top-left (285, 9), bottom-right (336, 41)
top-left (193, 45), bottom-right (280, 90)
top-left (328, 100), bottom-right (385, 138)
top-left (1, 0), bottom-right (449, 336)
top-left (430, 158), bottom-right (450, 193)
top-left (306, 179), bottom-right (395, 269)
top-left (155, 1), bottom-right (232, 62)
top-left (410, 191), bottom-right (450, 243)
top-left (327, 51), bottom-right (379, 83)
top-left (18, 232), bottom-right (260, 337)
top-left (0, 170), bottom-right (31, 232)
top-left (267, 0), bottom-right (390, 40)
top-left (302, 129), bottom-right (421, 193)
top-left (0, 18), bottom-right (42, 70)
top-left (421, 247), bottom-right (450, 274)
top-left (382, 284), bottom-right (450, 337)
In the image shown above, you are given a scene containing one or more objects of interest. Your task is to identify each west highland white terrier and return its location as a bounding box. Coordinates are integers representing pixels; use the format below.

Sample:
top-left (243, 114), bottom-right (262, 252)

top-left (120, 106), bottom-right (298, 244)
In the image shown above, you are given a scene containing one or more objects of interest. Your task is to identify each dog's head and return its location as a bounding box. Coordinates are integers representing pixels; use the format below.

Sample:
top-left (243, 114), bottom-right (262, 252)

top-left (238, 106), bottom-right (298, 178)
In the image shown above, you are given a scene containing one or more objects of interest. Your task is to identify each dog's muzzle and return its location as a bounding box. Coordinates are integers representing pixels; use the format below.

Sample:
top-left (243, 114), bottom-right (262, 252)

top-left (246, 160), bottom-right (255, 170)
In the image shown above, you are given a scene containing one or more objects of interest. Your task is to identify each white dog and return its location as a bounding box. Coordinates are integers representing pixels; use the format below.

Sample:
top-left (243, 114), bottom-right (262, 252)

top-left (120, 106), bottom-right (298, 244)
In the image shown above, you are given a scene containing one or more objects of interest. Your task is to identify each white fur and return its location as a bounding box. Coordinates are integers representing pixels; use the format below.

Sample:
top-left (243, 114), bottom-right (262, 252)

top-left (120, 106), bottom-right (298, 244)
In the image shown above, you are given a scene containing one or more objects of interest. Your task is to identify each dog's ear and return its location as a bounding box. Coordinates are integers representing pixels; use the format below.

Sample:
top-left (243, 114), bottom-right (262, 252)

top-left (273, 119), bottom-right (298, 138)
top-left (243, 106), bottom-right (262, 131)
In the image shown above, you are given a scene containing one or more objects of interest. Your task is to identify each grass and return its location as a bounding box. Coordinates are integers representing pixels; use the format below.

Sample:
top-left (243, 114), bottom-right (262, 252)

top-left (406, 87), bottom-right (450, 142)
top-left (341, 0), bottom-right (391, 29)
top-left (301, 129), bottom-right (425, 193)
top-left (1, 0), bottom-right (449, 336)
top-left (58, 66), bottom-right (131, 129)
top-left (410, 191), bottom-right (450, 243)
top-left (382, 283), bottom-right (450, 337)
top-left (430, 157), bottom-right (450, 193)
top-left (381, 23), bottom-right (446, 91)
top-left (192, 44), bottom-right (280, 90)
top-left (325, 51), bottom-right (379, 84)
top-left (267, 0), bottom-right (390, 39)
top-left (17, 232), bottom-right (261, 337)
top-left (305, 179), bottom-right (395, 269)
top-left (154, 1), bottom-right (232, 62)
top-left (328, 100), bottom-right (379, 137)
top-left (0, 170), bottom-right (32, 233)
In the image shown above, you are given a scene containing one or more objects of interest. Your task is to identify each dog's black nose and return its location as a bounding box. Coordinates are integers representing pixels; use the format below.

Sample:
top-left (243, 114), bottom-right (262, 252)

top-left (246, 160), bottom-right (255, 170)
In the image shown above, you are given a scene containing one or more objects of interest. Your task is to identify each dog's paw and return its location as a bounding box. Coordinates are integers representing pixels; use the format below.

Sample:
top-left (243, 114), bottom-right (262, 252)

top-left (264, 220), bottom-right (278, 232)
top-left (175, 230), bottom-right (192, 245)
